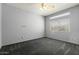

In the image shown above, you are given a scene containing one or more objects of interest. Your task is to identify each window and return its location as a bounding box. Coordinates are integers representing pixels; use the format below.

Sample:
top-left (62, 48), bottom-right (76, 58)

top-left (49, 12), bottom-right (70, 32)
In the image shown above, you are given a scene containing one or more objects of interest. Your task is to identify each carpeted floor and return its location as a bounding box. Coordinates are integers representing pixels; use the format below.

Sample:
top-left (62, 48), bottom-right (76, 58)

top-left (0, 37), bottom-right (79, 55)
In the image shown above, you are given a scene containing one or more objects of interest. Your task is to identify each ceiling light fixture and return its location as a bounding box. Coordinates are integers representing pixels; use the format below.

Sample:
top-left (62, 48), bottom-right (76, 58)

top-left (40, 3), bottom-right (55, 11)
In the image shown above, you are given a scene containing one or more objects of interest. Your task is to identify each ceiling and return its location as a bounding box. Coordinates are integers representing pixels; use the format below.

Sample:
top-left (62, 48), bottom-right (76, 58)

top-left (6, 3), bottom-right (78, 16)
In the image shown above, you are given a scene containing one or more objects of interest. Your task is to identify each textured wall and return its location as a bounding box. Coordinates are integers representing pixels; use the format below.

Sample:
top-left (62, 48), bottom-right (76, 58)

top-left (2, 4), bottom-right (45, 46)
top-left (45, 5), bottom-right (79, 44)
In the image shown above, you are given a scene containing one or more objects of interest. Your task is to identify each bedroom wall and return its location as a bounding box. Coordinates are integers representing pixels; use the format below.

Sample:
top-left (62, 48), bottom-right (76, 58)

top-left (2, 4), bottom-right (44, 46)
top-left (45, 5), bottom-right (79, 44)
top-left (0, 3), bottom-right (2, 48)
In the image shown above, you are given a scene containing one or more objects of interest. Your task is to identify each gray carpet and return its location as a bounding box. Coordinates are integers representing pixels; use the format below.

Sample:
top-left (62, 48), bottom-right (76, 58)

top-left (0, 37), bottom-right (79, 55)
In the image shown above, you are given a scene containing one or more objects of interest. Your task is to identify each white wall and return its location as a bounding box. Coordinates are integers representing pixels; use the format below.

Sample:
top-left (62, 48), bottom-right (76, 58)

top-left (45, 5), bottom-right (79, 44)
top-left (70, 5), bottom-right (79, 44)
top-left (0, 4), bottom-right (2, 48)
top-left (2, 4), bottom-right (44, 46)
